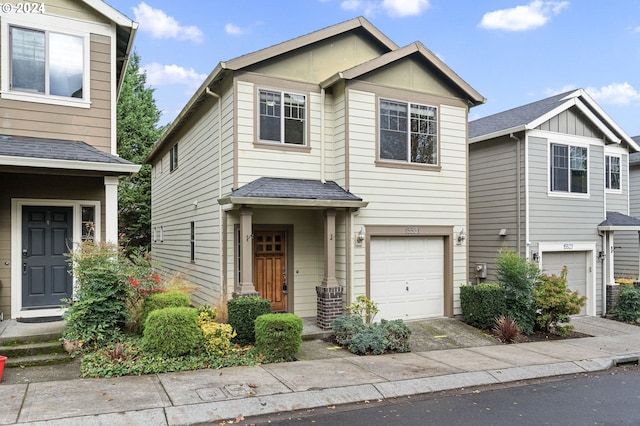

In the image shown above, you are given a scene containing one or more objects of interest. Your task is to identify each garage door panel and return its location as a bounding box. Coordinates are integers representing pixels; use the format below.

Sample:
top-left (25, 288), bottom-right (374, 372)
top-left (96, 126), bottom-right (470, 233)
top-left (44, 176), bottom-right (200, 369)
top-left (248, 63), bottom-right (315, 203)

top-left (370, 236), bottom-right (444, 321)
top-left (541, 251), bottom-right (588, 315)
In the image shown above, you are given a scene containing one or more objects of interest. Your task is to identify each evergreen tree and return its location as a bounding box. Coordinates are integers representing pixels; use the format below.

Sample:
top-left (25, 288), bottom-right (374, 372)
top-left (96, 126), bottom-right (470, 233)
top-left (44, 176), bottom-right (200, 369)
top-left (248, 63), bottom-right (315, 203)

top-left (117, 52), bottom-right (164, 254)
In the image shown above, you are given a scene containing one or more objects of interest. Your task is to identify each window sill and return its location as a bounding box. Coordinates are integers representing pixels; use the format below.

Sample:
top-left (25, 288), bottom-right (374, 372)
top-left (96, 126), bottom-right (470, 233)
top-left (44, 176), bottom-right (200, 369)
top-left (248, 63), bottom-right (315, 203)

top-left (1, 91), bottom-right (90, 108)
top-left (547, 191), bottom-right (590, 199)
top-left (374, 160), bottom-right (441, 172)
top-left (253, 141), bottom-right (311, 153)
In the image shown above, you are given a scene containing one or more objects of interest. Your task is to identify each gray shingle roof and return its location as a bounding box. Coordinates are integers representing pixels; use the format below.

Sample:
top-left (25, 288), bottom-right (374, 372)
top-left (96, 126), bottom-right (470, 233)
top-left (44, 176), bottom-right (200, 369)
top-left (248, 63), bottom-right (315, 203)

top-left (230, 177), bottom-right (363, 201)
top-left (599, 211), bottom-right (640, 227)
top-left (469, 91), bottom-right (573, 139)
top-left (0, 134), bottom-right (133, 165)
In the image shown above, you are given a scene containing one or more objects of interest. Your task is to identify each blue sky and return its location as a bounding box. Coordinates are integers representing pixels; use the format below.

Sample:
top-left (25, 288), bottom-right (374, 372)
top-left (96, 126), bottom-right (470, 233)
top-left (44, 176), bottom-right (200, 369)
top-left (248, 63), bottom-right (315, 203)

top-left (106, 0), bottom-right (640, 136)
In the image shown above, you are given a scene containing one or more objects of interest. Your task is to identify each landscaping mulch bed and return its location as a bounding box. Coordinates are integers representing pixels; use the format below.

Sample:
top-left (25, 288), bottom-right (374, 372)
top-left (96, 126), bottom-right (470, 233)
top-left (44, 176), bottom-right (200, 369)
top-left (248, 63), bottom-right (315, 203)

top-left (512, 329), bottom-right (591, 343)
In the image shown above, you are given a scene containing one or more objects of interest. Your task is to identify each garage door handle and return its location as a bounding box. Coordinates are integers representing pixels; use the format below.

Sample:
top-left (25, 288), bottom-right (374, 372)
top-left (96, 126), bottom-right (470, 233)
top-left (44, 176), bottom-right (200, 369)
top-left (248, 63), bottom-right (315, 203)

top-left (406, 284), bottom-right (409, 291)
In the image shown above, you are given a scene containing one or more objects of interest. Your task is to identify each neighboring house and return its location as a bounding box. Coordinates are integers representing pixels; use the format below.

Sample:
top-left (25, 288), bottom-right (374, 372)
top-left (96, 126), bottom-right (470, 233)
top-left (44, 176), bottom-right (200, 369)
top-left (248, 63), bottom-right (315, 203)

top-left (468, 89), bottom-right (640, 316)
top-left (0, 1), bottom-right (139, 320)
top-left (614, 135), bottom-right (640, 280)
top-left (146, 17), bottom-right (484, 329)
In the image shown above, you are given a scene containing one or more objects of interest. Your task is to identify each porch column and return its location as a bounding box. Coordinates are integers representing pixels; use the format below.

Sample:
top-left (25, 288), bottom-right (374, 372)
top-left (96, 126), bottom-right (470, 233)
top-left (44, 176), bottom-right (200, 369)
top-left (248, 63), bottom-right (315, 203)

top-left (322, 208), bottom-right (338, 287)
top-left (104, 176), bottom-right (119, 243)
top-left (316, 208), bottom-right (343, 330)
top-left (236, 207), bottom-right (258, 296)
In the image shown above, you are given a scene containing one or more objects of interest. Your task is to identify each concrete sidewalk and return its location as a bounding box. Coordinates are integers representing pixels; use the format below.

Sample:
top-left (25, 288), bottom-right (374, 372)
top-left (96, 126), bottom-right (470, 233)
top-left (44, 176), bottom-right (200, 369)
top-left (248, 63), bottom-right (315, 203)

top-left (1, 317), bottom-right (639, 425)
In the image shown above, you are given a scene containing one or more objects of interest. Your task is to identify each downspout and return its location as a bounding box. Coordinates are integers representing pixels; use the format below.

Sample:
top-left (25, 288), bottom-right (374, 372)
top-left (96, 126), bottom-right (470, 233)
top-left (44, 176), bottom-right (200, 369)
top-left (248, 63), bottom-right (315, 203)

top-left (205, 87), bottom-right (224, 299)
top-left (510, 133), bottom-right (522, 254)
top-left (320, 88), bottom-right (326, 183)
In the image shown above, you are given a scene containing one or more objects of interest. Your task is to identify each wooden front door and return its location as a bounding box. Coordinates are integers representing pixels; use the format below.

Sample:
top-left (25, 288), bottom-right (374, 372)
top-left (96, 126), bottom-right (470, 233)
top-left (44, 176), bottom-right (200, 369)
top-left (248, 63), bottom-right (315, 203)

top-left (254, 230), bottom-right (287, 312)
top-left (22, 206), bottom-right (73, 308)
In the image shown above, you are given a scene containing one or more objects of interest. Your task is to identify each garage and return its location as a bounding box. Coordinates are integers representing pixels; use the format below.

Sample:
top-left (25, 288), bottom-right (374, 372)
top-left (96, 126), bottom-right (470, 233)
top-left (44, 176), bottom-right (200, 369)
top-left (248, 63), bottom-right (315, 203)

top-left (540, 250), bottom-right (588, 315)
top-left (370, 236), bottom-right (444, 321)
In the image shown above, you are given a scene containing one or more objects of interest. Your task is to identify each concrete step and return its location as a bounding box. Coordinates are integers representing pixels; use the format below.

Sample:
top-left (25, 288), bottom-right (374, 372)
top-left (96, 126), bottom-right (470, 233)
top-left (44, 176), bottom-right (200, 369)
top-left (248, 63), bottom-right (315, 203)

top-left (4, 352), bottom-right (72, 368)
top-left (0, 340), bottom-right (66, 358)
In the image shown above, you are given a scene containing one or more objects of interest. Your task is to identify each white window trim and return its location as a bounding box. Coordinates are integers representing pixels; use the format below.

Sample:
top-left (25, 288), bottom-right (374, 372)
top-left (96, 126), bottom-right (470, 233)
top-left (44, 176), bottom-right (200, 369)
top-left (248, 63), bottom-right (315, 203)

top-left (10, 198), bottom-right (101, 319)
top-left (604, 154), bottom-right (622, 193)
top-left (536, 242), bottom-right (596, 316)
top-left (257, 87), bottom-right (308, 146)
top-left (0, 13), bottom-right (109, 108)
top-left (378, 97), bottom-right (439, 166)
top-left (547, 138), bottom-right (591, 198)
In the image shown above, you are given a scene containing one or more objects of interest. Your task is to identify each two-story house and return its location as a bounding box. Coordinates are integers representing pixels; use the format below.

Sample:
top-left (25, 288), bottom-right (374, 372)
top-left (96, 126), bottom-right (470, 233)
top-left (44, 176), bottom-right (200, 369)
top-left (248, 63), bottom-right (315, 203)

top-left (0, 1), bottom-right (138, 320)
top-left (146, 17), bottom-right (485, 329)
top-left (468, 89), bottom-right (640, 317)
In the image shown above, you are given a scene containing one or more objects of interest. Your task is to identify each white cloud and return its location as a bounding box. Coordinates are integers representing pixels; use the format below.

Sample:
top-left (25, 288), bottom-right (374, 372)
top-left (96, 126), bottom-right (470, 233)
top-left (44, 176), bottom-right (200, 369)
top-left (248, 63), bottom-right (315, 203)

top-left (133, 2), bottom-right (203, 43)
top-left (381, 0), bottom-right (430, 17)
top-left (225, 23), bottom-right (247, 36)
top-left (340, 0), bottom-right (429, 17)
top-left (585, 83), bottom-right (640, 105)
top-left (479, 0), bottom-right (569, 31)
top-left (142, 63), bottom-right (207, 89)
top-left (634, 26), bottom-right (640, 33)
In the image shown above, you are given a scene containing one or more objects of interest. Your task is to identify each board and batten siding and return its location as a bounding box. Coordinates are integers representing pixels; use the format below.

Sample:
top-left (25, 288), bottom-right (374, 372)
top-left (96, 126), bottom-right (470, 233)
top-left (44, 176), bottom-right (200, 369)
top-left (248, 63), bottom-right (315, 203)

top-left (345, 89), bottom-right (468, 313)
top-left (0, 38), bottom-right (112, 152)
top-left (152, 92), bottom-right (233, 307)
top-left (468, 135), bottom-right (523, 283)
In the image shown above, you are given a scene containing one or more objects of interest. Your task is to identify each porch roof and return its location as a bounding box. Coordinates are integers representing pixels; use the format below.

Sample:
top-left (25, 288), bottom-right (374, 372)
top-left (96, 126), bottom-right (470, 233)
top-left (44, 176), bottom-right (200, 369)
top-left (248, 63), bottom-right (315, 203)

top-left (218, 177), bottom-right (368, 209)
top-left (598, 211), bottom-right (640, 231)
top-left (0, 135), bottom-right (139, 174)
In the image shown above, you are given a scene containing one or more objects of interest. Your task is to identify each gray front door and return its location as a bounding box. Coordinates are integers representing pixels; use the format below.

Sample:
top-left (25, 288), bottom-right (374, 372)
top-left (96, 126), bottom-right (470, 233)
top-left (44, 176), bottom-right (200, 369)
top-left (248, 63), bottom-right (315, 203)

top-left (22, 206), bottom-right (73, 308)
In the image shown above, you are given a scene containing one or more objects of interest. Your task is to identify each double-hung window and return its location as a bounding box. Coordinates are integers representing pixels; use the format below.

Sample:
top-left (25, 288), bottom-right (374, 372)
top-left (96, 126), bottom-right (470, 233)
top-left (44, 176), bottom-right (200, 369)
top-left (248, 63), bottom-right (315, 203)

top-left (259, 89), bottom-right (306, 145)
top-left (379, 99), bottom-right (438, 165)
top-left (10, 26), bottom-right (84, 99)
top-left (550, 143), bottom-right (588, 194)
top-left (169, 144), bottom-right (178, 172)
top-left (605, 155), bottom-right (621, 190)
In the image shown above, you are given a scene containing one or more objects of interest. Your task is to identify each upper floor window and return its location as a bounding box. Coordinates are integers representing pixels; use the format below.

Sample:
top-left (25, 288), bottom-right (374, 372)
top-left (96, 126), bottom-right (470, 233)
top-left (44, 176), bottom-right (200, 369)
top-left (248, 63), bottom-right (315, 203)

top-left (379, 99), bottom-right (438, 165)
top-left (259, 89), bottom-right (306, 145)
top-left (605, 155), bottom-right (621, 190)
top-left (10, 26), bottom-right (84, 99)
top-left (550, 143), bottom-right (588, 194)
top-left (170, 144), bottom-right (178, 172)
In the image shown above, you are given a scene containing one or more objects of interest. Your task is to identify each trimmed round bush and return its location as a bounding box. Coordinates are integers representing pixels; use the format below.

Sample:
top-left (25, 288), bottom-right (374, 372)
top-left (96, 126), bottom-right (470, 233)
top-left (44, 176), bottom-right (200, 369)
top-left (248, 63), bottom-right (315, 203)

top-left (141, 291), bottom-right (190, 327)
top-left (255, 313), bottom-right (303, 362)
top-left (142, 307), bottom-right (201, 357)
top-left (227, 296), bottom-right (271, 345)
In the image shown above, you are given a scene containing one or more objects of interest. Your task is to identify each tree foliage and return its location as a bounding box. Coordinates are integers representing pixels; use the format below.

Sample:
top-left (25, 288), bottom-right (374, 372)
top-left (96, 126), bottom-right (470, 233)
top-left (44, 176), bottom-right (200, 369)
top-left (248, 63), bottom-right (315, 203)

top-left (117, 52), bottom-right (164, 255)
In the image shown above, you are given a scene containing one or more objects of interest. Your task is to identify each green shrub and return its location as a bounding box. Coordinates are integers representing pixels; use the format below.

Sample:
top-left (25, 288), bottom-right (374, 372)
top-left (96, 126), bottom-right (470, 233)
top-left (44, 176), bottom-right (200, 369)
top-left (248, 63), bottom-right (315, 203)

top-left (142, 307), bottom-right (201, 357)
top-left (227, 296), bottom-right (271, 345)
top-left (615, 284), bottom-right (640, 323)
top-left (347, 326), bottom-right (388, 355)
top-left (379, 319), bottom-right (412, 353)
top-left (332, 316), bottom-right (411, 355)
top-left (62, 241), bottom-right (131, 347)
top-left (255, 313), bottom-right (303, 362)
top-left (346, 295), bottom-right (379, 324)
top-left (141, 291), bottom-right (190, 327)
top-left (534, 267), bottom-right (586, 336)
top-left (460, 283), bottom-right (506, 330)
top-left (331, 314), bottom-right (366, 346)
top-left (496, 249), bottom-right (540, 334)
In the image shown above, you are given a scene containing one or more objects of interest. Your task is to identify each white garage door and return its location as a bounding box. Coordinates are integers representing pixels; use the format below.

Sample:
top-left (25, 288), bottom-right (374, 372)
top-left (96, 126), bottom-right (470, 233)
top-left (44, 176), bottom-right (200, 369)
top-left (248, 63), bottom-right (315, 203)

top-left (370, 236), bottom-right (444, 321)
top-left (541, 251), bottom-right (588, 315)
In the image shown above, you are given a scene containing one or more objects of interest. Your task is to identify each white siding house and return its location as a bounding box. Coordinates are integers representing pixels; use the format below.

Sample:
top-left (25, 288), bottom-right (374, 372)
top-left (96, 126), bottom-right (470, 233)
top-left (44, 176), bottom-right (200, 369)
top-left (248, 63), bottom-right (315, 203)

top-left (147, 17), bottom-right (485, 328)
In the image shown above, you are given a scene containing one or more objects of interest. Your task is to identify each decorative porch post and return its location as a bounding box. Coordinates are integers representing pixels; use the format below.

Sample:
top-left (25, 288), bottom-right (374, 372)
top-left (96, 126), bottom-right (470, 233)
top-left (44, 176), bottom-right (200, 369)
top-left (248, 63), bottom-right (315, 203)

top-left (235, 207), bottom-right (259, 297)
top-left (104, 176), bottom-right (119, 243)
top-left (316, 208), bottom-right (343, 330)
